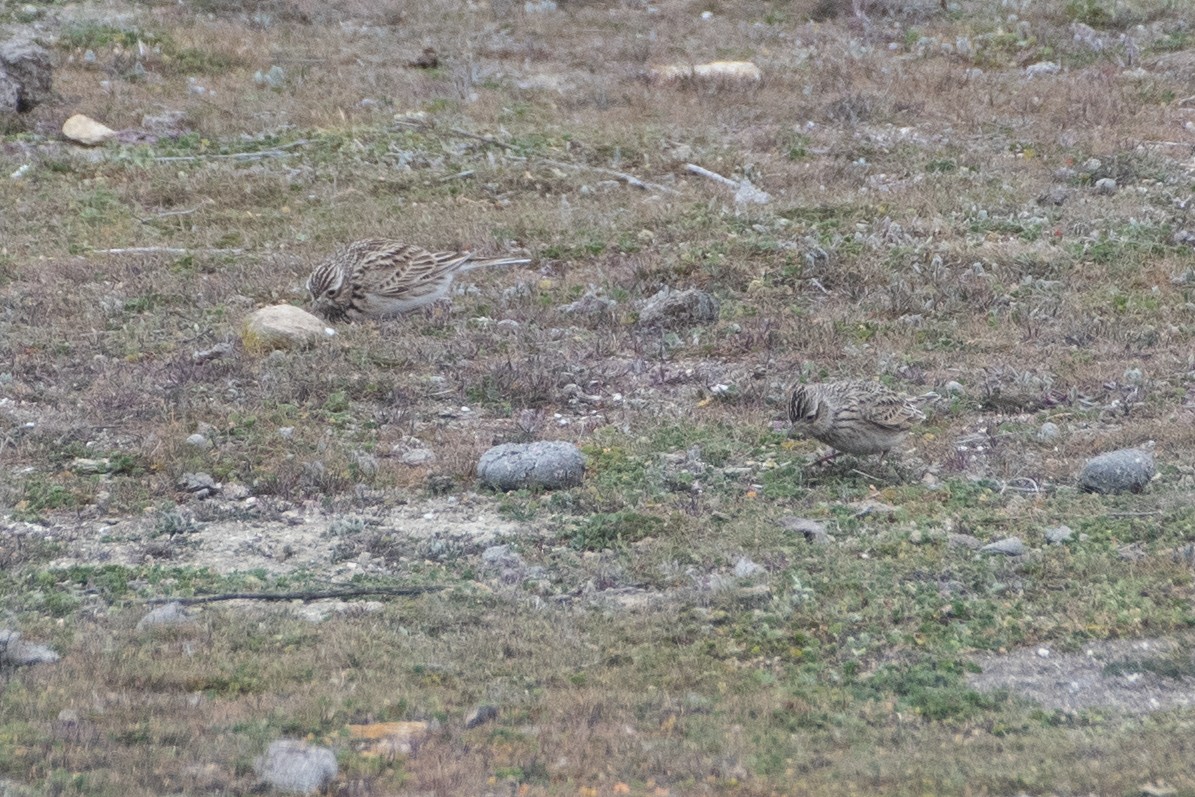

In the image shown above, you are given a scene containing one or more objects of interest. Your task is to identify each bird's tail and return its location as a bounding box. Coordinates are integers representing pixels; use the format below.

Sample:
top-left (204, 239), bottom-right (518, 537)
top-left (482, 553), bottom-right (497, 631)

top-left (459, 256), bottom-right (532, 272)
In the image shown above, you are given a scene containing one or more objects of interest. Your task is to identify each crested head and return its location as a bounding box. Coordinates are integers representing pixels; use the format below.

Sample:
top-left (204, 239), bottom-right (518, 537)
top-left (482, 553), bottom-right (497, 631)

top-left (788, 384), bottom-right (824, 427)
top-left (306, 257), bottom-right (351, 319)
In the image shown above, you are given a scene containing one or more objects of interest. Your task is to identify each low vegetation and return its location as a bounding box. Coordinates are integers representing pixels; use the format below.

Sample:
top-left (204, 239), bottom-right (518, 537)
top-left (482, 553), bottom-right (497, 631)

top-left (3, 0), bottom-right (1195, 794)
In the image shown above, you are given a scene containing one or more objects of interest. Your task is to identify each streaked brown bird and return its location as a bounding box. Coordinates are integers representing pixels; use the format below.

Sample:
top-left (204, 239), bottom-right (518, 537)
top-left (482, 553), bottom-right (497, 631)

top-left (306, 239), bottom-right (531, 321)
top-left (788, 380), bottom-right (924, 464)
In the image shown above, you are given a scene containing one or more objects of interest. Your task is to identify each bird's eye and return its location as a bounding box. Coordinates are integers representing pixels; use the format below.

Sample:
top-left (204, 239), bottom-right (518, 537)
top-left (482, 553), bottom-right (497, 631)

top-left (325, 288), bottom-right (336, 296)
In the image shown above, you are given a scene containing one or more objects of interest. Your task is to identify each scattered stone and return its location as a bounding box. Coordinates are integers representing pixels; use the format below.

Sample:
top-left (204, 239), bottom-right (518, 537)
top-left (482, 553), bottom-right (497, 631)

top-left (1171, 544), bottom-right (1195, 566)
top-left (254, 740), bottom-right (337, 795)
top-left (650, 60), bottom-right (762, 86)
top-left (407, 47), bottom-right (438, 69)
top-left (253, 65), bottom-right (286, 88)
top-left (638, 287), bottom-right (719, 329)
top-left (1054, 166), bottom-right (1078, 181)
top-left (1172, 230), bottom-right (1195, 248)
top-left (136, 602), bottom-right (193, 632)
top-left (943, 380), bottom-right (965, 395)
top-left (0, 629), bottom-right (59, 667)
top-left (981, 537), bottom-right (1026, 556)
top-left (1044, 525), bottom-right (1074, 544)
top-left (947, 533), bottom-right (983, 550)
top-left (185, 433), bottom-right (211, 450)
top-left (477, 441), bottom-right (585, 491)
top-left (523, 0), bottom-right (557, 11)
top-left (192, 341), bottom-right (233, 362)
top-left (481, 544), bottom-right (523, 568)
top-left (778, 516), bottom-right (830, 544)
top-left (1035, 421), bottom-right (1061, 443)
top-left (178, 472), bottom-right (221, 499)
top-left (0, 36), bottom-right (52, 113)
top-left (464, 705), bottom-right (499, 729)
top-left (733, 556), bottom-right (766, 578)
top-left (558, 290), bottom-right (618, 316)
top-left (1024, 61), bottom-right (1060, 78)
top-left (346, 721), bottom-right (429, 757)
top-left (62, 113), bottom-right (116, 145)
top-left (1037, 186), bottom-right (1070, 206)
top-left (1078, 447), bottom-right (1155, 494)
top-left (400, 448), bottom-right (435, 466)
top-left (241, 305), bottom-right (336, 352)
top-left (1094, 177), bottom-right (1118, 195)
top-left (71, 457), bottom-right (112, 474)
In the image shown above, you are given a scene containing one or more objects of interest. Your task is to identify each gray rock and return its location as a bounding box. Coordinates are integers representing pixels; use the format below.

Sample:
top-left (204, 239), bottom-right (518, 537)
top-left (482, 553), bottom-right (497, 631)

top-left (943, 380), bottom-right (965, 395)
top-left (778, 516), bottom-right (830, 544)
top-left (948, 533), bottom-right (983, 550)
top-left (254, 740), bottom-right (337, 795)
top-left (481, 544), bottom-right (523, 568)
top-left (1044, 525), bottom-right (1074, 544)
top-left (1025, 60), bottom-right (1060, 78)
top-left (185, 433), bottom-right (211, 449)
top-left (733, 556), bottom-right (766, 578)
top-left (558, 290), bottom-right (617, 316)
top-left (0, 629), bottom-right (59, 666)
top-left (1038, 186), bottom-right (1070, 206)
top-left (136, 602), bottom-right (193, 632)
top-left (981, 537), bottom-right (1026, 556)
top-left (192, 341), bottom-right (232, 363)
top-left (638, 287), bottom-right (719, 329)
top-left (400, 448), bottom-right (435, 466)
top-left (1035, 421), bottom-right (1061, 443)
top-left (178, 472), bottom-right (221, 499)
top-left (1094, 177), bottom-right (1117, 195)
top-left (477, 441), bottom-right (585, 491)
top-left (0, 36), bottom-right (52, 114)
top-left (1079, 447), bottom-right (1155, 494)
top-left (464, 705), bottom-right (499, 729)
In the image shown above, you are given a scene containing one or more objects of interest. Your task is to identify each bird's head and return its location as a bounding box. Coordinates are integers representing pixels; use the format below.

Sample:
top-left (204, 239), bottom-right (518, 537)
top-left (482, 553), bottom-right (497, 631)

top-left (306, 260), bottom-right (350, 321)
top-left (788, 385), bottom-right (828, 435)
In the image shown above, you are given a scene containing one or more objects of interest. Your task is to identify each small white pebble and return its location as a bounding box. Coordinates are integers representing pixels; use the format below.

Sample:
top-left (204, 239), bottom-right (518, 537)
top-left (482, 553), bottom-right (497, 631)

top-left (1036, 647), bottom-right (1050, 658)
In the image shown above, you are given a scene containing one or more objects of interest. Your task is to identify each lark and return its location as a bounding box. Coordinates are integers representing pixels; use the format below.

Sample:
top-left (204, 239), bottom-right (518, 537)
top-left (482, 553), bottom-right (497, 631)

top-left (306, 239), bottom-right (531, 321)
top-left (788, 380), bottom-right (924, 464)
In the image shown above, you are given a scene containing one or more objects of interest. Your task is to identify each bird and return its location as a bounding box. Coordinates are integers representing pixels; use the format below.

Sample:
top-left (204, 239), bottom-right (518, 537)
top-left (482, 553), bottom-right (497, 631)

top-left (306, 239), bottom-right (531, 321)
top-left (787, 380), bottom-right (924, 464)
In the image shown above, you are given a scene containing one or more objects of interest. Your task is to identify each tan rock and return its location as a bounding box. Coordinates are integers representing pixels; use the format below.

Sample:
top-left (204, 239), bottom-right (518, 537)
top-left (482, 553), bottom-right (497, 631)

top-left (347, 721), bottom-right (430, 758)
top-left (62, 113), bottom-right (116, 145)
top-left (241, 305), bottom-right (336, 352)
top-left (650, 60), bottom-right (762, 86)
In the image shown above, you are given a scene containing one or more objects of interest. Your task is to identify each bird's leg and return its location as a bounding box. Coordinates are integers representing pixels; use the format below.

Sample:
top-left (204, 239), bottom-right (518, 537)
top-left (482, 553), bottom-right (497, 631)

top-left (813, 449), bottom-right (841, 466)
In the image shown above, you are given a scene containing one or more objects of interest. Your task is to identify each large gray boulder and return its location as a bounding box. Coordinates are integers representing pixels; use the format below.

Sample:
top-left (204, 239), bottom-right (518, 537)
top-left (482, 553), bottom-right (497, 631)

top-left (0, 36), bottom-right (52, 113)
top-left (1078, 447), bottom-right (1155, 494)
top-left (477, 441), bottom-right (585, 491)
top-left (638, 287), bottom-right (719, 328)
top-left (254, 740), bottom-right (337, 794)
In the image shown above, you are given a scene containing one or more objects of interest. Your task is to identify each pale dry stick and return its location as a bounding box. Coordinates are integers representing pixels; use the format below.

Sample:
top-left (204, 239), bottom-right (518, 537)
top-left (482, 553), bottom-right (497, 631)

top-left (684, 162), bottom-right (771, 203)
top-left (399, 119), bottom-right (679, 194)
top-left (153, 139), bottom-right (310, 163)
top-left (145, 585), bottom-right (445, 606)
top-left (93, 247), bottom-right (245, 255)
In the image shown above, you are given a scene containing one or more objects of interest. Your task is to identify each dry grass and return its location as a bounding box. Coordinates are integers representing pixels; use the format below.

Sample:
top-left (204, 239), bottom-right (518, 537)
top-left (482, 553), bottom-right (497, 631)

top-left (4, 0), bottom-right (1195, 794)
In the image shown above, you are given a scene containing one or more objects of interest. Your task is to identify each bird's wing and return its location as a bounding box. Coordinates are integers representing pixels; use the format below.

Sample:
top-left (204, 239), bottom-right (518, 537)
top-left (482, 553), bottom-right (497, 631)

top-left (857, 386), bottom-right (924, 430)
top-left (353, 240), bottom-right (472, 299)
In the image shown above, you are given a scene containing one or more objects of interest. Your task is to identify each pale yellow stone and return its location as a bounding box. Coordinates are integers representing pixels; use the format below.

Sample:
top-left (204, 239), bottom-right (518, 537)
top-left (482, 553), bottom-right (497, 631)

top-left (241, 304), bottom-right (336, 352)
top-left (650, 60), bottom-right (762, 85)
top-left (62, 113), bottom-right (116, 145)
